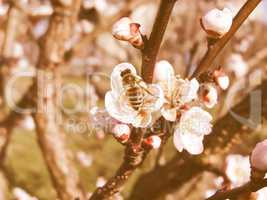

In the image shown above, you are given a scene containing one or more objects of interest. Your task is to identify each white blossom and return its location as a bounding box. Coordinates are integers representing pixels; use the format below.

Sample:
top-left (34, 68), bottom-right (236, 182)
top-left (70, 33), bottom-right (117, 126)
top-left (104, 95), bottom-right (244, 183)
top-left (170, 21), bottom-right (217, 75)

top-left (251, 139), bottom-right (267, 172)
top-left (201, 8), bottom-right (233, 38)
top-left (153, 61), bottom-right (200, 122)
top-left (226, 54), bottom-right (248, 78)
top-left (105, 63), bottom-right (164, 128)
top-left (173, 107), bottom-right (212, 155)
top-left (161, 76), bottom-right (199, 121)
top-left (112, 17), bottom-right (143, 48)
top-left (225, 154), bottom-right (250, 188)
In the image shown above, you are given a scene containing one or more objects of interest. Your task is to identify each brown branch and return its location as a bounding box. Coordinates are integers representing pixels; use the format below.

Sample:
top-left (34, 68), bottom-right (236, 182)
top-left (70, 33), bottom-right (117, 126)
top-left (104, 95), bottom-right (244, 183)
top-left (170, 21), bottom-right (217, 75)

top-left (141, 0), bottom-right (177, 83)
top-left (206, 178), bottom-right (267, 200)
top-left (191, 0), bottom-right (262, 78)
top-left (29, 1), bottom-right (86, 200)
top-left (89, 128), bottom-right (146, 200)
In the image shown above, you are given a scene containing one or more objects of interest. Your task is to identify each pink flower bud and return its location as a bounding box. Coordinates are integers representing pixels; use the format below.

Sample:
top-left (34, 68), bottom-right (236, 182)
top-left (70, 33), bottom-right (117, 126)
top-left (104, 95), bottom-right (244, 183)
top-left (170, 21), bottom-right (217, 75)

top-left (201, 8), bottom-right (233, 39)
top-left (200, 84), bottom-right (218, 108)
top-left (112, 17), bottom-right (143, 49)
top-left (112, 123), bottom-right (131, 143)
top-left (251, 140), bottom-right (267, 172)
top-left (213, 69), bottom-right (230, 90)
top-left (112, 17), bottom-right (133, 41)
top-left (144, 136), bottom-right (161, 149)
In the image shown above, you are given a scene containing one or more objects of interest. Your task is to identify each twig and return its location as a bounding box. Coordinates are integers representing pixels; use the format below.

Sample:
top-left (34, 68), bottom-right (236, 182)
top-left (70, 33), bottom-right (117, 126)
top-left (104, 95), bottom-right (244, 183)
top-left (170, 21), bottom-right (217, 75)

top-left (206, 178), bottom-right (267, 200)
top-left (191, 0), bottom-right (262, 78)
top-left (141, 0), bottom-right (177, 83)
top-left (89, 128), bottom-right (146, 199)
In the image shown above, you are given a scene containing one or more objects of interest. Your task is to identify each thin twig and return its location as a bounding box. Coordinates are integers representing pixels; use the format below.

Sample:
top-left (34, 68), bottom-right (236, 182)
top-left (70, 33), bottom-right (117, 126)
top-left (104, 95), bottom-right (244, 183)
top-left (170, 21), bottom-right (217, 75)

top-left (206, 178), bottom-right (267, 200)
top-left (191, 0), bottom-right (262, 78)
top-left (141, 0), bottom-right (177, 83)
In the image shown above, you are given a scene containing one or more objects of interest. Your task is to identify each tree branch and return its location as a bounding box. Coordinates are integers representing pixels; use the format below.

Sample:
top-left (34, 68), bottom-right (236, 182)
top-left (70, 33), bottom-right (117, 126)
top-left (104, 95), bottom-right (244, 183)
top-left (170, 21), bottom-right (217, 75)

top-left (191, 0), bottom-right (262, 77)
top-left (206, 178), bottom-right (267, 200)
top-left (141, 0), bottom-right (177, 83)
top-left (30, 1), bottom-right (86, 200)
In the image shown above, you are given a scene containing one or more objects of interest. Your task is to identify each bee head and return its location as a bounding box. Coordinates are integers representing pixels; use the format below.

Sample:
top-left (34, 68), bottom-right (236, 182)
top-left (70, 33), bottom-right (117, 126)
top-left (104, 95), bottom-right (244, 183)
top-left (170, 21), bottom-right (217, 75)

top-left (121, 69), bottom-right (135, 83)
top-left (120, 69), bottom-right (131, 76)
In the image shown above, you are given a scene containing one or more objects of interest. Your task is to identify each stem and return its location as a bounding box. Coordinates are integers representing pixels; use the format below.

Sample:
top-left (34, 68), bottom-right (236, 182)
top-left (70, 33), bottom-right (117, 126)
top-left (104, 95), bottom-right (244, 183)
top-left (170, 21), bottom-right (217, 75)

top-left (191, 0), bottom-right (262, 78)
top-left (141, 0), bottom-right (177, 83)
top-left (206, 178), bottom-right (267, 200)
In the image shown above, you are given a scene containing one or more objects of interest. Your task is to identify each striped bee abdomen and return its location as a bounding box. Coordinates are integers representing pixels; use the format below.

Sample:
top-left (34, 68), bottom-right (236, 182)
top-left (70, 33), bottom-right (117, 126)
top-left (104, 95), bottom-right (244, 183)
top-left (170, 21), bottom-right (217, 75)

top-left (126, 86), bottom-right (144, 111)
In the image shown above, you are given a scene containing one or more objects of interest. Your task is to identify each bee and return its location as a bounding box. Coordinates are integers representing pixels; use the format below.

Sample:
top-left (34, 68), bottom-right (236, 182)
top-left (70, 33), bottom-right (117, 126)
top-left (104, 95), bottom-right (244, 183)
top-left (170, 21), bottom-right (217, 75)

top-left (120, 69), bottom-right (155, 111)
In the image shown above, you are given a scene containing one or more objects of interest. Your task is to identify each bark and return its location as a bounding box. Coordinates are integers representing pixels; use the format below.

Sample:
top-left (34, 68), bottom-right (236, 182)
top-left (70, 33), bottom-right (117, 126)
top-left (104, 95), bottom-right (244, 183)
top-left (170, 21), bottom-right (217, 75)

top-left (30, 1), bottom-right (86, 200)
top-left (141, 0), bottom-right (177, 83)
top-left (129, 80), bottom-right (267, 200)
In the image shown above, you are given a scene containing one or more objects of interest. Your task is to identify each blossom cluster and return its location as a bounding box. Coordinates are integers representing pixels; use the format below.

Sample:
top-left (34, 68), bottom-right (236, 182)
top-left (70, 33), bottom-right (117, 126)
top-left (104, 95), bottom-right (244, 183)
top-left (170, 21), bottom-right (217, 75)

top-left (104, 60), bottom-right (229, 155)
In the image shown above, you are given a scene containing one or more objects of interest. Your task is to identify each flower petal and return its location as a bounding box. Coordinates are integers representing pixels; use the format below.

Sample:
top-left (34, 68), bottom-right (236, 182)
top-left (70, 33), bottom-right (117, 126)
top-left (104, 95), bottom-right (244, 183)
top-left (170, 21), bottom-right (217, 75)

top-left (180, 130), bottom-right (204, 155)
top-left (173, 129), bottom-right (184, 152)
top-left (143, 84), bottom-right (164, 112)
top-left (161, 106), bottom-right (177, 122)
top-left (179, 78), bottom-right (199, 103)
top-left (132, 110), bottom-right (152, 128)
top-left (105, 91), bottom-right (135, 124)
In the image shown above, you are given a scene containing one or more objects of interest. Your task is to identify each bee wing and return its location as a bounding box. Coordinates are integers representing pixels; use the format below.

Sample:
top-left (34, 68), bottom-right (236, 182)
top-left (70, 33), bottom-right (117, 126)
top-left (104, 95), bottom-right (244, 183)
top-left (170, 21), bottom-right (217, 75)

top-left (134, 76), bottom-right (159, 98)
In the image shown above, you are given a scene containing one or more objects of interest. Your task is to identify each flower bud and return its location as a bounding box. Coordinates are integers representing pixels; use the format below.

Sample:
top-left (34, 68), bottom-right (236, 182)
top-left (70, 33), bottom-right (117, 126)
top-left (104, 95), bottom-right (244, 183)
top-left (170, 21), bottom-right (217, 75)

top-left (112, 123), bottom-right (131, 143)
top-left (251, 140), bottom-right (267, 172)
top-left (213, 70), bottom-right (230, 90)
top-left (144, 136), bottom-right (161, 149)
top-left (112, 17), bottom-right (143, 49)
top-left (199, 84), bottom-right (218, 108)
top-left (201, 8), bottom-right (233, 39)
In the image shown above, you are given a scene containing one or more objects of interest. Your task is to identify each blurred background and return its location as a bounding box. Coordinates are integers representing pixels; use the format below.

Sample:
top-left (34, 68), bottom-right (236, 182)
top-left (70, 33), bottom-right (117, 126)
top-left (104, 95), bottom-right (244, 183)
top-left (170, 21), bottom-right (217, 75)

top-left (0, 0), bottom-right (267, 199)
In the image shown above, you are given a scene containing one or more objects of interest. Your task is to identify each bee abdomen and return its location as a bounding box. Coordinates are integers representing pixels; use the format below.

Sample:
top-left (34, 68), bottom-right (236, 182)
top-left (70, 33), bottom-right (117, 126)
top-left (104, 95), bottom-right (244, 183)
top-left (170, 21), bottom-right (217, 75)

top-left (126, 86), bottom-right (144, 110)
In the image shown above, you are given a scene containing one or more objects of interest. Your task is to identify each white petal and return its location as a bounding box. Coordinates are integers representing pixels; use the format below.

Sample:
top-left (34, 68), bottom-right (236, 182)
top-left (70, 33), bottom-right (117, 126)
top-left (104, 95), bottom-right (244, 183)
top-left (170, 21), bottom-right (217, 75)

top-left (132, 110), bottom-right (152, 128)
top-left (111, 63), bottom-right (137, 97)
top-left (201, 8), bottom-right (233, 38)
top-left (112, 17), bottom-right (133, 41)
top-left (173, 129), bottom-right (184, 152)
top-left (143, 84), bottom-right (164, 112)
top-left (180, 78), bottom-right (199, 103)
top-left (180, 131), bottom-right (204, 155)
top-left (180, 107), bottom-right (212, 136)
top-left (217, 75), bottom-right (230, 90)
top-left (105, 91), bottom-right (135, 124)
top-left (153, 60), bottom-right (175, 83)
top-left (161, 106), bottom-right (177, 122)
